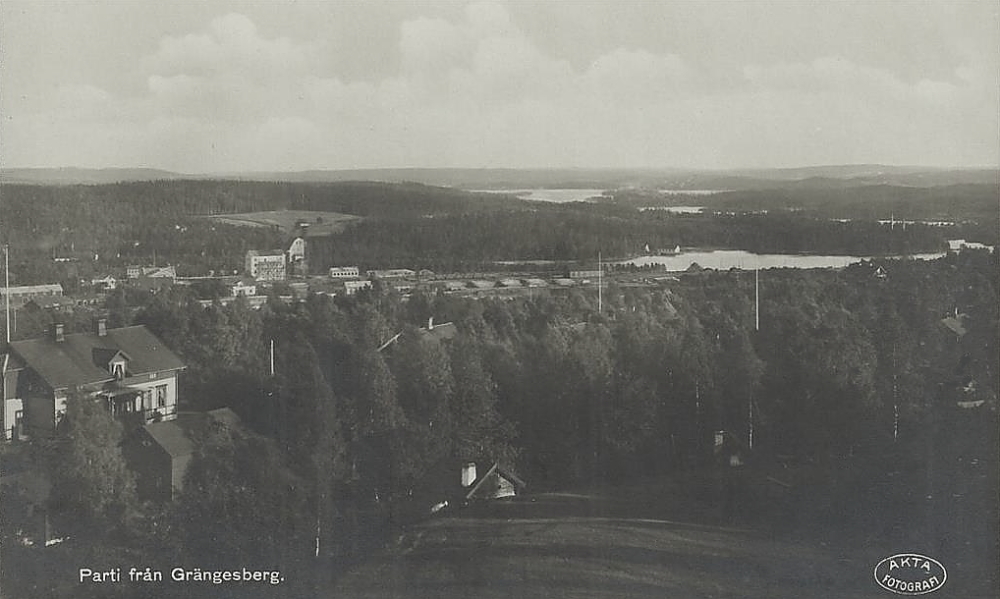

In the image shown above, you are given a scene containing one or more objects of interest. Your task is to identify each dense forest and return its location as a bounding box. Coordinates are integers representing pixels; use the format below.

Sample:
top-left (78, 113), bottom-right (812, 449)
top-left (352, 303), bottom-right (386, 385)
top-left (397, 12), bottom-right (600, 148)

top-left (0, 180), bottom-right (979, 285)
top-left (611, 183), bottom-right (1000, 223)
top-left (309, 210), bottom-right (949, 272)
top-left (4, 249), bottom-right (996, 597)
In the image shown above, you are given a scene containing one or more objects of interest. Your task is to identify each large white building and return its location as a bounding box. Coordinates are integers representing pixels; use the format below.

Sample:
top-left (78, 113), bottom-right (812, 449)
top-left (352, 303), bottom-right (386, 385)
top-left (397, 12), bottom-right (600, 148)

top-left (343, 280), bottom-right (373, 295)
top-left (329, 266), bottom-right (360, 279)
top-left (0, 284), bottom-right (64, 309)
top-left (245, 249), bottom-right (286, 281)
top-left (367, 269), bottom-right (415, 279)
top-left (288, 237), bottom-right (306, 263)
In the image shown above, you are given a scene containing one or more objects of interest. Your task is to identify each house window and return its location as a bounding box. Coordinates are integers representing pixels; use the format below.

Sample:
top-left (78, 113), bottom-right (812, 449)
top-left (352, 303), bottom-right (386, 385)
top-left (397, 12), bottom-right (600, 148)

top-left (112, 362), bottom-right (125, 380)
top-left (155, 385), bottom-right (167, 408)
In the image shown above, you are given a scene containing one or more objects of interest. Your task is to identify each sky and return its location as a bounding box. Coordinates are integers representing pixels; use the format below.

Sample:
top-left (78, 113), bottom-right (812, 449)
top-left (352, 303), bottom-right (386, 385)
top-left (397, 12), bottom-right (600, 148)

top-left (1, 1), bottom-right (998, 172)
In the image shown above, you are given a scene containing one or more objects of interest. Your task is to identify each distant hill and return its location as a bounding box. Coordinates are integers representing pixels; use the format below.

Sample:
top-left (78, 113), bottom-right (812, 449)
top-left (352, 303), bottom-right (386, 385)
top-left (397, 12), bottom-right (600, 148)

top-left (0, 167), bottom-right (189, 185)
top-left (3, 165), bottom-right (996, 189)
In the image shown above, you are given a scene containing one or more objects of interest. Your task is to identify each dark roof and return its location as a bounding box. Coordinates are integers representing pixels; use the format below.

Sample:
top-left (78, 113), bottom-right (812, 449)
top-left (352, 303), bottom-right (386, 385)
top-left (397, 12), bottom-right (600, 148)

top-left (27, 296), bottom-right (66, 309)
top-left (207, 407), bottom-right (241, 429)
top-left (10, 325), bottom-right (185, 390)
top-left (144, 420), bottom-right (196, 459)
top-left (940, 314), bottom-right (968, 337)
top-left (422, 322), bottom-right (457, 342)
top-left (142, 409), bottom-right (243, 459)
top-left (464, 462), bottom-right (526, 500)
top-left (3, 352), bottom-right (26, 371)
top-left (661, 297), bottom-right (680, 319)
top-left (411, 457), bottom-right (524, 505)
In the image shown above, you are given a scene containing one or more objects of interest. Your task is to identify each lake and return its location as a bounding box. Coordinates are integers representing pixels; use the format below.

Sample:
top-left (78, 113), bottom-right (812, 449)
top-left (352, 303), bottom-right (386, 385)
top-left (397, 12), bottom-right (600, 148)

top-left (640, 206), bottom-right (706, 213)
top-left (616, 250), bottom-right (946, 271)
top-left (470, 189), bottom-right (608, 203)
top-left (658, 189), bottom-right (727, 195)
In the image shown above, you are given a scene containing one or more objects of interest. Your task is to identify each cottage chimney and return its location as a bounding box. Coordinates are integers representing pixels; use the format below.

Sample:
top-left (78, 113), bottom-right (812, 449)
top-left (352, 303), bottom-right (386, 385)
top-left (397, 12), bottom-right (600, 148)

top-left (461, 462), bottom-right (477, 487)
top-left (53, 323), bottom-right (65, 343)
top-left (427, 316), bottom-right (434, 330)
top-left (96, 318), bottom-right (107, 337)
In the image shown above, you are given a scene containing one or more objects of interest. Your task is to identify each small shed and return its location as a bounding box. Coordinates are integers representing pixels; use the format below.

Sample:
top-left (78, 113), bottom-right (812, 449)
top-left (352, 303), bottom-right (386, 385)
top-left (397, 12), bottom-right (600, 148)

top-left (463, 462), bottom-right (526, 501)
top-left (415, 459), bottom-right (526, 516)
top-left (124, 408), bottom-right (242, 501)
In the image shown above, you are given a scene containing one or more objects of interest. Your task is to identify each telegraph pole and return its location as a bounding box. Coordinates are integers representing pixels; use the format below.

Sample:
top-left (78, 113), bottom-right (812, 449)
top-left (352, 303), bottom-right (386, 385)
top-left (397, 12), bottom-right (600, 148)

top-left (597, 252), bottom-right (602, 314)
top-left (749, 267), bottom-right (759, 449)
top-left (5, 244), bottom-right (10, 344)
top-left (754, 267), bottom-right (759, 332)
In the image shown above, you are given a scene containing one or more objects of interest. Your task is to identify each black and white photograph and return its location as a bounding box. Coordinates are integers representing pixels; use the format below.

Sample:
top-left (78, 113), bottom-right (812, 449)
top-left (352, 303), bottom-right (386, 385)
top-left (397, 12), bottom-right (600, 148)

top-left (0, 1), bottom-right (997, 597)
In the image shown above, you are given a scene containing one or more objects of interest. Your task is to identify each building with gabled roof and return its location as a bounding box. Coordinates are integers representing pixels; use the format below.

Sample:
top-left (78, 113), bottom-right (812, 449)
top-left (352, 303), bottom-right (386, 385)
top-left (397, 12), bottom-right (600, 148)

top-left (462, 462), bottom-right (526, 502)
top-left (415, 459), bottom-right (526, 516)
top-left (91, 275), bottom-right (118, 291)
top-left (367, 269), bottom-right (415, 279)
top-left (124, 408), bottom-right (241, 501)
top-left (3, 320), bottom-right (185, 439)
top-left (126, 265), bottom-right (176, 279)
top-left (0, 284), bottom-right (64, 309)
top-left (940, 311), bottom-right (968, 338)
top-left (423, 318), bottom-right (457, 342)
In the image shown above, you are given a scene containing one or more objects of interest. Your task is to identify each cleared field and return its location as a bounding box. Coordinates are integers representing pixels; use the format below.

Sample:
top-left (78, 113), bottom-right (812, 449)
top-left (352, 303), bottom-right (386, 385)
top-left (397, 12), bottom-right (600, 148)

top-left (205, 210), bottom-right (360, 235)
top-left (333, 491), bottom-right (986, 599)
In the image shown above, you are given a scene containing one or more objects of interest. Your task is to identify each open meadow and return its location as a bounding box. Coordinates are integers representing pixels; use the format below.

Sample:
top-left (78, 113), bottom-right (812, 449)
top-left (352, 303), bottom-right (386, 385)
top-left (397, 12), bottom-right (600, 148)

top-left (333, 487), bottom-right (995, 599)
top-left (204, 210), bottom-right (360, 235)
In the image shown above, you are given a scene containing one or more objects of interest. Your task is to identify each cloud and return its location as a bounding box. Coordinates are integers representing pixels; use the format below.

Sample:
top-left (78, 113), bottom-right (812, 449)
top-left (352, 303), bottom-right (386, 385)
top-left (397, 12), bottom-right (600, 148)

top-left (399, 16), bottom-right (466, 76)
top-left (742, 56), bottom-right (963, 105)
top-left (4, 4), bottom-right (996, 171)
top-left (147, 13), bottom-right (314, 78)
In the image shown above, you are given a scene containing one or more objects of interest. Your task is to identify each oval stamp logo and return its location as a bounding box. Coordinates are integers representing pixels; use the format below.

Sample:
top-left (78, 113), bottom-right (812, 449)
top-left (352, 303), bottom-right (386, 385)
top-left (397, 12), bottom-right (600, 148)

top-left (874, 554), bottom-right (947, 595)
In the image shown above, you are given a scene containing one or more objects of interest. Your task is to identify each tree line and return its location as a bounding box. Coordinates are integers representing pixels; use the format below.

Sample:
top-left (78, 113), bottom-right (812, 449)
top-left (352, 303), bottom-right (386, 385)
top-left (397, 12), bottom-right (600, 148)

top-left (6, 249), bottom-right (995, 597)
top-left (0, 181), bottom-right (961, 288)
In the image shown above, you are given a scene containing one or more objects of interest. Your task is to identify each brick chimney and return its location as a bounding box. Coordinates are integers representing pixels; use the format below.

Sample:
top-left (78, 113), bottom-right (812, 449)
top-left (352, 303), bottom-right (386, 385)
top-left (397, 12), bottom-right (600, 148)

top-left (461, 462), bottom-right (477, 487)
top-left (95, 318), bottom-right (107, 337)
top-left (53, 323), bottom-right (65, 343)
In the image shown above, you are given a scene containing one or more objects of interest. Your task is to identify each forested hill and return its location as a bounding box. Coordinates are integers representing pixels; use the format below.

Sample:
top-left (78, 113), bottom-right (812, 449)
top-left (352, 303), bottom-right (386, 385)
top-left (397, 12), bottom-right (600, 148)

top-left (0, 179), bottom-right (524, 219)
top-left (0, 180), bottom-right (526, 281)
top-left (0, 179), bottom-right (990, 285)
top-left (611, 183), bottom-right (1000, 222)
top-left (3, 165), bottom-right (997, 188)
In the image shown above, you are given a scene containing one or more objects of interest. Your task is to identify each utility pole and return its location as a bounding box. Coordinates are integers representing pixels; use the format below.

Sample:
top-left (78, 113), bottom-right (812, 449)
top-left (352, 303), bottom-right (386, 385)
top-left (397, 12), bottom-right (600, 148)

top-left (754, 267), bottom-right (759, 332)
top-left (597, 252), bottom-right (602, 314)
top-left (750, 267), bottom-right (758, 449)
top-left (5, 244), bottom-right (10, 345)
top-left (893, 343), bottom-right (899, 442)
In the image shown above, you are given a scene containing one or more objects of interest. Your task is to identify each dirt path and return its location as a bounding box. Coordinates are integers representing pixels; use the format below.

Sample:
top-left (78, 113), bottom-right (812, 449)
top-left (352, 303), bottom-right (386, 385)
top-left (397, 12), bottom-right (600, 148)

top-left (333, 493), bottom-right (921, 599)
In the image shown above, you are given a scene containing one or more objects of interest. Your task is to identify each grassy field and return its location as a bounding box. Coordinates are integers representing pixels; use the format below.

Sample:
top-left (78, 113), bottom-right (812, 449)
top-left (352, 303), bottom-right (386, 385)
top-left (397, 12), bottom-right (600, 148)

top-left (333, 488), bottom-right (993, 599)
top-left (205, 210), bottom-right (360, 235)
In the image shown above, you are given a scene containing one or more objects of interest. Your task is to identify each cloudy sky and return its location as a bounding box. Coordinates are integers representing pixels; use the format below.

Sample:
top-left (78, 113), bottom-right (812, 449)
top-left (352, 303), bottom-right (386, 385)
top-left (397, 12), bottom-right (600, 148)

top-left (2, 1), bottom-right (997, 172)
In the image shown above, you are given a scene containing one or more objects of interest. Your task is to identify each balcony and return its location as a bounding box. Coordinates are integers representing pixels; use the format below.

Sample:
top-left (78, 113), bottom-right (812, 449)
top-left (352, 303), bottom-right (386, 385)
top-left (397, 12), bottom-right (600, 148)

top-left (99, 387), bottom-right (177, 429)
